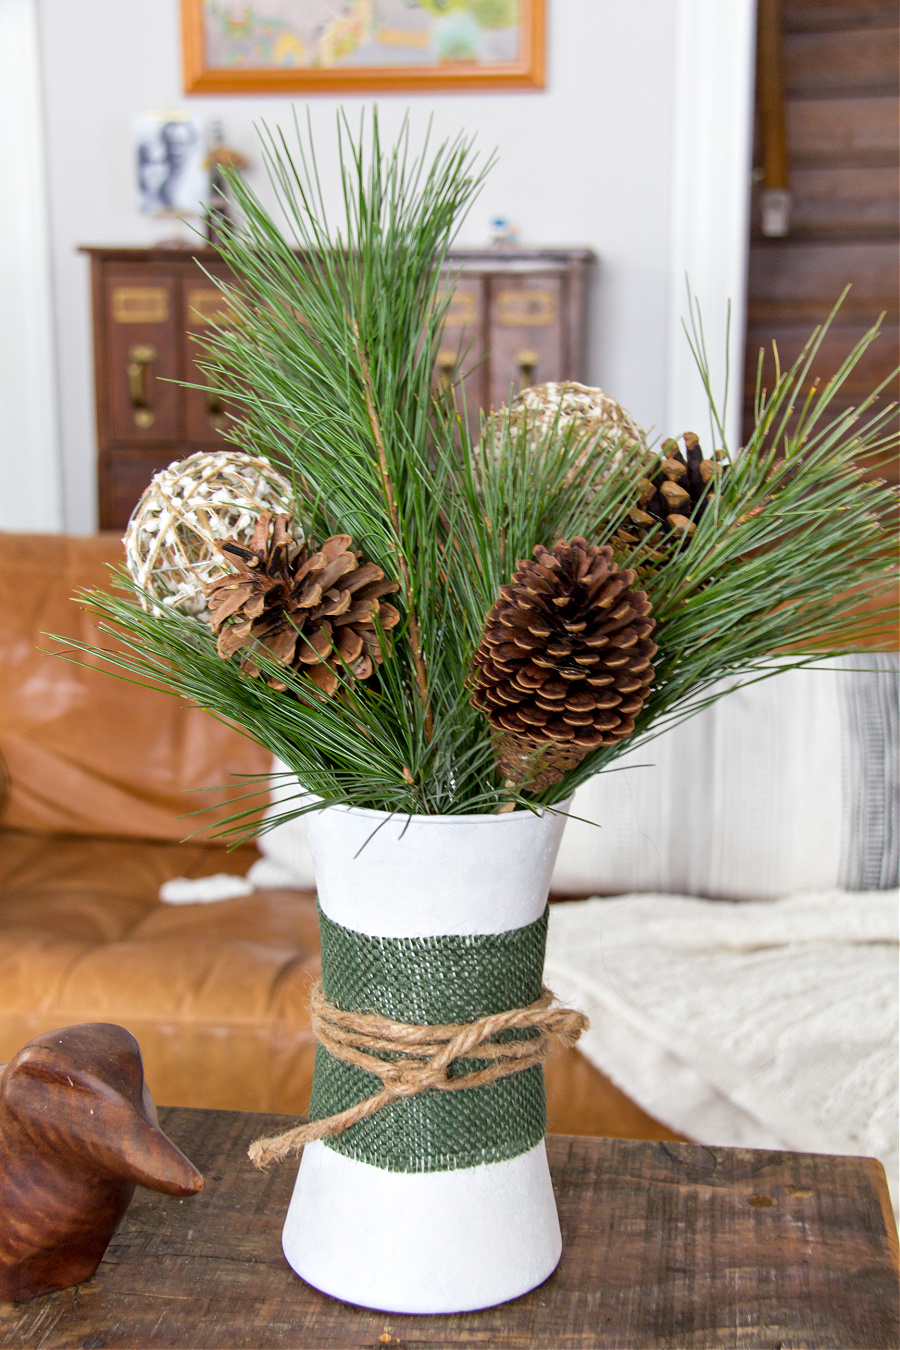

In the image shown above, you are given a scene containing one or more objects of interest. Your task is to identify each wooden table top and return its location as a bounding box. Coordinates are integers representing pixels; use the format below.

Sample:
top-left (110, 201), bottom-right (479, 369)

top-left (1, 1107), bottom-right (897, 1350)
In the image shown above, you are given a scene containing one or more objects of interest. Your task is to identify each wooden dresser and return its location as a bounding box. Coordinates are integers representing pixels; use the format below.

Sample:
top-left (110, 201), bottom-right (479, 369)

top-left (82, 246), bottom-right (594, 530)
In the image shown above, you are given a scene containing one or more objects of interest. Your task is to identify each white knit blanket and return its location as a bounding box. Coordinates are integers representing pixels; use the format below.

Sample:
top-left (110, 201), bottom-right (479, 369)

top-left (545, 889), bottom-right (899, 1216)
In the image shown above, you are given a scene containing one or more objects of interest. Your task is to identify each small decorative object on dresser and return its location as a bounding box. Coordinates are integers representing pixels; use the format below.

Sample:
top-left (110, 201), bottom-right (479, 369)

top-left (134, 112), bottom-right (208, 247)
top-left (74, 110), bottom-right (897, 1316)
top-left (204, 120), bottom-right (248, 248)
top-left (0, 1023), bottom-right (204, 1303)
top-left (135, 112), bottom-right (207, 219)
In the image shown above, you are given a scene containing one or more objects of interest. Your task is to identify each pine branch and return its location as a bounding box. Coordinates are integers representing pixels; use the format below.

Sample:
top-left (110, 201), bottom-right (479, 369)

top-left (352, 318), bottom-right (433, 738)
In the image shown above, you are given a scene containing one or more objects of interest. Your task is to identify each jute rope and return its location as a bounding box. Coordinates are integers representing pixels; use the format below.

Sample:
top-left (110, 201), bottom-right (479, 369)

top-left (248, 981), bottom-right (589, 1170)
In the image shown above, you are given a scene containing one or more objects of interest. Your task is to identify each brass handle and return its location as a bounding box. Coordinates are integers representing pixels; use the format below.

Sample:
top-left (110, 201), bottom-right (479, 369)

top-left (206, 388), bottom-right (228, 430)
top-left (436, 349), bottom-right (456, 392)
top-left (127, 344), bottom-right (156, 428)
top-left (516, 349), bottom-right (539, 389)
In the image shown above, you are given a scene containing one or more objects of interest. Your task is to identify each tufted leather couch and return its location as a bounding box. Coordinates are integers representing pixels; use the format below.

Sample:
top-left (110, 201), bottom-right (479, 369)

top-left (0, 531), bottom-right (677, 1138)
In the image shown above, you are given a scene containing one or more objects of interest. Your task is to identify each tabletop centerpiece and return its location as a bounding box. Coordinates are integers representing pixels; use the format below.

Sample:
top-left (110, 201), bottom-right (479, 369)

top-left (76, 111), bottom-right (898, 1314)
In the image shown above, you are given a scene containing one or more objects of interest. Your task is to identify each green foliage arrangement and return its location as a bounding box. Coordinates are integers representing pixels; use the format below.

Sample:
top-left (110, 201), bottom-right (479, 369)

top-left (74, 111), bottom-right (898, 835)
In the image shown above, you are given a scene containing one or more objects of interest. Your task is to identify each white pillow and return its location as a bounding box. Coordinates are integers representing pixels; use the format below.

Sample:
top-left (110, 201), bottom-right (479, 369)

top-left (250, 656), bottom-right (898, 901)
top-left (554, 655), bottom-right (897, 898)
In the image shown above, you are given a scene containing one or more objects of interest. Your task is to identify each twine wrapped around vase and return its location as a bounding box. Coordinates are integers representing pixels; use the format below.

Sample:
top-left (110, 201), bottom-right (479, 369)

top-left (249, 980), bottom-right (588, 1169)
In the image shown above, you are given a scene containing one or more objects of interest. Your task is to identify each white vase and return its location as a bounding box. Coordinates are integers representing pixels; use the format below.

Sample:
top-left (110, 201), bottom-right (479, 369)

top-left (281, 801), bottom-right (570, 1314)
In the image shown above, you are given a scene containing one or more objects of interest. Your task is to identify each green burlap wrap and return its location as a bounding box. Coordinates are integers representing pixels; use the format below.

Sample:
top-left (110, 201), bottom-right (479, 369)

top-left (307, 903), bottom-right (550, 1173)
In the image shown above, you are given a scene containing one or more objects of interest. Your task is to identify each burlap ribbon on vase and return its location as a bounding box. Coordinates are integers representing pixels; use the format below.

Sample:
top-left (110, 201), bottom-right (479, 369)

top-left (249, 980), bottom-right (588, 1170)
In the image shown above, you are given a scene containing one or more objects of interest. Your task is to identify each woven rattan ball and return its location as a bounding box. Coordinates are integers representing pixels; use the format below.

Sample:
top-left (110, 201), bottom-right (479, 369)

top-left (480, 381), bottom-right (647, 484)
top-left (124, 450), bottom-right (301, 617)
top-left (508, 382), bottom-right (645, 456)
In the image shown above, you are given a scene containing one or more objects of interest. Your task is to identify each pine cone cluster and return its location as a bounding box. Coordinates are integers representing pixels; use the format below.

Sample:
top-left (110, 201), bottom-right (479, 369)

top-left (471, 538), bottom-right (656, 794)
top-left (205, 512), bottom-right (400, 695)
top-left (614, 433), bottom-right (725, 565)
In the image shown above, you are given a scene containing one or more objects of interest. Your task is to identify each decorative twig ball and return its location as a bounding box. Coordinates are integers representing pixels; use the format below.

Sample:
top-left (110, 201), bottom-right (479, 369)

top-left (123, 450), bottom-right (301, 618)
top-left (508, 382), bottom-right (645, 456)
top-left (480, 381), bottom-right (645, 476)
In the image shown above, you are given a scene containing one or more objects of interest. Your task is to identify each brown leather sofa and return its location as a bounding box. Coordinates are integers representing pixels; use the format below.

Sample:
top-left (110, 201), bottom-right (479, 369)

top-left (0, 531), bottom-right (676, 1139)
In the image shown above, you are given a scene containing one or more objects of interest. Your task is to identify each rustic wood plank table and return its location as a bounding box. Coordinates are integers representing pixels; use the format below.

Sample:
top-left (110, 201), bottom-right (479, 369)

top-left (1, 1107), bottom-right (897, 1349)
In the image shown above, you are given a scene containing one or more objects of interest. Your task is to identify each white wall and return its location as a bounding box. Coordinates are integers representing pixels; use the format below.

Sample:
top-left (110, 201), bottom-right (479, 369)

top-left (666, 0), bottom-right (756, 453)
top-left (33, 0), bottom-right (750, 533)
top-left (0, 0), bottom-right (62, 531)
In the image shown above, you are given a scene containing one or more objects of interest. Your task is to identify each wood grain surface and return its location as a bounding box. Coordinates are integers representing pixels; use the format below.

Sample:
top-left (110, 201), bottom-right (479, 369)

top-left (1, 1107), bottom-right (897, 1349)
top-left (783, 27), bottom-right (900, 97)
top-left (783, 0), bottom-right (898, 31)
top-left (786, 96), bottom-right (900, 166)
top-left (743, 0), bottom-right (900, 495)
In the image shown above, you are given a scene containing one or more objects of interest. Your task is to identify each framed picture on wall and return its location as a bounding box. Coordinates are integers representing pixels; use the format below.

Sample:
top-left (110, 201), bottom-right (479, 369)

top-left (181, 1), bottom-right (545, 94)
top-left (134, 114), bottom-right (208, 217)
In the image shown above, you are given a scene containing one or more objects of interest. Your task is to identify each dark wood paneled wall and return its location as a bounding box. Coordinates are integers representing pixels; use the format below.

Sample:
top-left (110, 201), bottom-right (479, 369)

top-left (745, 0), bottom-right (899, 485)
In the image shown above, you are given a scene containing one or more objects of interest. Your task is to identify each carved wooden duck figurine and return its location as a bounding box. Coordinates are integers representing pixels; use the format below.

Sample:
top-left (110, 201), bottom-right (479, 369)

top-left (0, 1023), bottom-right (204, 1302)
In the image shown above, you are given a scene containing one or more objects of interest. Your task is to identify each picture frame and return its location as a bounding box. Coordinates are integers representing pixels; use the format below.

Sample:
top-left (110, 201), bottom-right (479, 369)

top-left (133, 114), bottom-right (208, 218)
top-left (181, 1), bottom-right (545, 95)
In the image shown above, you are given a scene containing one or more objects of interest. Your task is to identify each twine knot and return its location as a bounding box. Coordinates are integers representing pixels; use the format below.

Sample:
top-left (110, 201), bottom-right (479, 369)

top-left (248, 981), bottom-right (589, 1170)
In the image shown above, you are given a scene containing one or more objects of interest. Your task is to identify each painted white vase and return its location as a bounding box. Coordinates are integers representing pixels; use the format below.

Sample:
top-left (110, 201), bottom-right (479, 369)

top-left (281, 801), bottom-right (570, 1315)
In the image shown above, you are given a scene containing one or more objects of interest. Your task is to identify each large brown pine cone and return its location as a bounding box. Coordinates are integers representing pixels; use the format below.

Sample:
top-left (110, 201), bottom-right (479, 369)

top-left (205, 513), bottom-right (400, 695)
top-left (614, 432), bottom-right (725, 565)
top-left (471, 538), bottom-right (656, 793)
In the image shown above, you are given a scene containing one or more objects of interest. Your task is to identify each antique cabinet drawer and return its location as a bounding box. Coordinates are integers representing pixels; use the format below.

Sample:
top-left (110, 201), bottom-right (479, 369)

top-left (436, 274), bottom-right (488, 426)
top-left (488, 273), bottom-right (565, 409)
top-left (100, 448), bottom-right (183, 531)
top-left (103, 268), bottom-right (181, 445)
top-left (182, 267), bottom-right (240, 446)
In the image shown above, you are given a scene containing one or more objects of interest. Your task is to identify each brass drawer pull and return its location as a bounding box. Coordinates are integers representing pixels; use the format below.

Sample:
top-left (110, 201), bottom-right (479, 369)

top-left (436, 350), bottom-right (456, 391)
top-left (516, 349), bottom-right (539, 388)
top-left (207, 388), bottom-right (228, 430)
top-left (127, 344), bottom-right (156, 428)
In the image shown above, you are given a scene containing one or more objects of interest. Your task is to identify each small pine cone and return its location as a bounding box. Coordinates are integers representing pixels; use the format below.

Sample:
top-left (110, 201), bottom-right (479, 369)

top-left (613, 433), bottom-right (726, 566)
top-left (471, 538), bottom-right (656, 793)
top-left (205, 513), bottom-right (400, 695)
